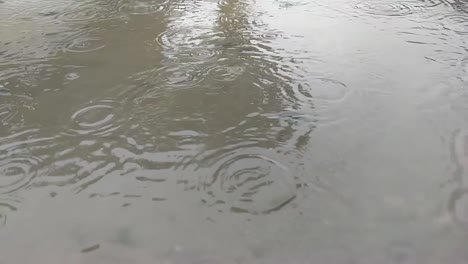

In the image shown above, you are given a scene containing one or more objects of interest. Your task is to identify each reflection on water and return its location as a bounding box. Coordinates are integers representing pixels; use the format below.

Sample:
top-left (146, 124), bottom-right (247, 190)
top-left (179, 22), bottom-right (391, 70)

top-left (1, 0), bottom-right (468, 262)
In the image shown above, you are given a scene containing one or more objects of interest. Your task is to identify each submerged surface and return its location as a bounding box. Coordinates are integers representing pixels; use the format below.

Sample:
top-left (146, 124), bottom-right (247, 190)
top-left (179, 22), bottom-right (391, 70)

top-left (1, 0), bottom-right (468, 262)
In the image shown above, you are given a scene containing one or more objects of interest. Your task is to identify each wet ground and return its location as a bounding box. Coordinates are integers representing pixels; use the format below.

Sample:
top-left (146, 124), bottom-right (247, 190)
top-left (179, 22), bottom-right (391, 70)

top-left (1, 0), bottom-right (468, 263)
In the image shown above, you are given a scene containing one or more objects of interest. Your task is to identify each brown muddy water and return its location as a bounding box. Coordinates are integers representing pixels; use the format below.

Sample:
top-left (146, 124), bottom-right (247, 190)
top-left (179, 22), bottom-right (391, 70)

top-left (1, 0), bottom-right (468, 263)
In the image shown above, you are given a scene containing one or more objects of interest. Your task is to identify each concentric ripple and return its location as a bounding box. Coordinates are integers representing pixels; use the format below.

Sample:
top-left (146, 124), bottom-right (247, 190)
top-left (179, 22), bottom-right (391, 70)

top-left (156, 28), bottom-right (193, 49)
top-left (208, 65), bottom-right (246, 82)
top-left (217, 0), bottom-right (250, 10)
top-left (201, 153), bottom-right (297, 214)
top-left (0, 156), bottom-right (42, 194)
top-left (55, 8), bottom-right (100, 23)
top-left (118, 0), bottom-right (169, 15)
top-left (187, 48), bottom-right (222, 61)
top-left (156, 28), bottom-right (222, 61)
top-left (274, 0), bottom-right (309, 9)
top-left (63, 37), bottom-right (106, 53)
top-left (130, 64), bottom-right (206, 92)
top-left (354, 0), bottom-right (425, 17)
top-left (54, 2), bottom-right (119, 23)
top-left (441, 15), bottom-right (468, 35)
top-left (63, 99), bottom-right (124, 137)
top-left (130, 62), bottom-right (247, 92)
top-left (302, 78), bottom-right (350, 103)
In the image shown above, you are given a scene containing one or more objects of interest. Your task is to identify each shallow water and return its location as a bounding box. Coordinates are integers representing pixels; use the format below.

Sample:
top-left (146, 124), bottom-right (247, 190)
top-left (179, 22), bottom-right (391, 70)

top-left (1, 0), bottom-right (468, 262)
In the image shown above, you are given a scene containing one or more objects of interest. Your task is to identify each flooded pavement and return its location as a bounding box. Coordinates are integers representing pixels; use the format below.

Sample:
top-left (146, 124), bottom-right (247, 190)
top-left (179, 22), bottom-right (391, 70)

top-left (1, 0), bottom-right (468, 262)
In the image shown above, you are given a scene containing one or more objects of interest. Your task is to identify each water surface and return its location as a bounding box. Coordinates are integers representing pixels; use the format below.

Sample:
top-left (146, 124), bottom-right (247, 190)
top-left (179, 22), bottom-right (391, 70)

top-left (1, 0), bottom-right (468, 262)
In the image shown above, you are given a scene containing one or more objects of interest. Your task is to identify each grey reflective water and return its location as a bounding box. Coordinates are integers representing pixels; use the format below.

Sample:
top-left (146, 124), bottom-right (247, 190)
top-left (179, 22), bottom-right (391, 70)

top-left (1, 0), bottom-right (468, 262)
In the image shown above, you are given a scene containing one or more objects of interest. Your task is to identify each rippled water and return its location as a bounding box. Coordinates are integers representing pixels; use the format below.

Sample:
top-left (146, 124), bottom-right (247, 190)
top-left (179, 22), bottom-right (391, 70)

top-left (1, 0), bottom-right (468, 262)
